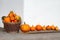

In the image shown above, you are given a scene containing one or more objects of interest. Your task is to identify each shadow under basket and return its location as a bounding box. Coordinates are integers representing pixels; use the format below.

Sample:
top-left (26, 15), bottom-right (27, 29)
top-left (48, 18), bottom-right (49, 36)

top-left (3, 21), bottom-right (21, 33)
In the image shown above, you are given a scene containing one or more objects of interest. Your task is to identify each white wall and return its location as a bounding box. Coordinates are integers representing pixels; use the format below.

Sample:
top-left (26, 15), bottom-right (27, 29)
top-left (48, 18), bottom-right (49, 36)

top-left (24, 0), bottom-right (60, 28)
top-left (0, 0), bottom-right (60, 28)
top-left (0, 0), bottom-right (23, 27)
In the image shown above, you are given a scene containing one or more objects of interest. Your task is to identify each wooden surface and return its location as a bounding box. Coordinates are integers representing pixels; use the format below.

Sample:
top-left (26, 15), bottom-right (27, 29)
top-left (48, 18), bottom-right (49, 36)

top-left (0, 27), bottom-right (60, 40)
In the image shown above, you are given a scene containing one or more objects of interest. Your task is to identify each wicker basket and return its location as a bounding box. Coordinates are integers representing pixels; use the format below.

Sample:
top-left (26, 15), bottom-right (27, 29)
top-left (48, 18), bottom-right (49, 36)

top-left (2, 21), bottom-right (21, 33)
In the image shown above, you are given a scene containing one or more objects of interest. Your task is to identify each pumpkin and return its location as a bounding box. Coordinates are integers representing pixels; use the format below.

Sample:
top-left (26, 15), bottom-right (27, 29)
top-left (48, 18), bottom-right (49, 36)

top-left (13, 13), bottom-right (16, 17)
top-left (35, 25), bottom-right (42, 31)
top-left (51, 25), bottom-right (55, 30)
top-left (14, 19), bottom-right (17, 22)
top-left (11, 19), bottom-right (17, 23)
top-left (30, 25), bottom-right (35, 31)
top-left (55, 26), bottom-right (59, 31)
top-left (11, 20), bottom-right (14, 23)
top-left (4, 17), bottom-right (10, 23)
top-left (42, 25), bottom-right (46, 31)
top-left (10, 16), bottom-right (15, 21)
top-left (8, 11), bottom-right (14, 17)
top-left (15, 15), bottom-right (21, 21)
top-left (20, 22), bottom-right (30, 33)
top-left (46, 25), bottom-right (51, 30)
top-left (2, 16), bottom-right (6, 20)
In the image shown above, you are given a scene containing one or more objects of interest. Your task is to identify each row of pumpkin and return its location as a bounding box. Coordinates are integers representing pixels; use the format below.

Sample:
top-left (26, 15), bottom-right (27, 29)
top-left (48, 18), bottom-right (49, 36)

top-left (20, 22), bottom-right (59, 33)
top-left (2, 11), bottom-right (59, 33)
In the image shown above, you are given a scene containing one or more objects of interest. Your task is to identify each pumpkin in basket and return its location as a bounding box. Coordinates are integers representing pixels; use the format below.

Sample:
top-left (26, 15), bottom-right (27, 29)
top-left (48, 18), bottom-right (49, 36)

top-left (30, 25), bottom-right (35, 31)
top-left (3, 17), bottom-right (11, 23)
top-left (20, 22), bottom-right (30, 33)
top-left (10, 16), bottom-right (15, 21)
top-left (15, 15), bottom-right (21, 21)
top-left (7, 11), bottom-right (21, 23)
top-left (2, 11), bottom-right (21, 33)
top-left (8, 11), bottom-right (14, 17)
top-left (2, 16), bottom-right (6, 20)
top-left (14, 19), bottom-right (17, 22)
top-left (35, 25), bottom-right (42, 31)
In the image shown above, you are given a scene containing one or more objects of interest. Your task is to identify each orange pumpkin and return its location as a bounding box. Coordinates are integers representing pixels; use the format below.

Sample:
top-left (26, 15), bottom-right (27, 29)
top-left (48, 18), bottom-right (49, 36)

top-left (13, 13), bottom-right (16, 17)
top-left (42, 25), bottom-right (46, 31)
top-left (4, 17), bottom-right (10, 23)
top-left (2, 16), bottom-right (6, 20)
top-left (11, 20), bottom-right (14, 23)
top-left (46, 25), bottom-right (51, 30)
top-left (20, 22), bottom-right (30, 33)
top-left (14, 19), bottom-right (17, 22)
top-left (30, 25), bottom-right (35, 31)
top-left (55, 26), bottom-right (59, 31)
top-left (51, 25), bottom-right (55, 30)
top-left (8, 11), bottom-right (14, 17)
top-left (35, 25), bottom-right (42, 31)
top-left (15, 15), bottom-right (21, 21)
top-left (10, 16), bottom-right (15, 21)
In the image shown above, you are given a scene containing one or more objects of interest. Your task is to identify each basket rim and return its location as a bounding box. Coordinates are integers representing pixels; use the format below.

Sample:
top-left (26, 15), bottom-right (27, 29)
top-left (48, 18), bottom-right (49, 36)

top-left (2, 20), bottom-right (21, 24)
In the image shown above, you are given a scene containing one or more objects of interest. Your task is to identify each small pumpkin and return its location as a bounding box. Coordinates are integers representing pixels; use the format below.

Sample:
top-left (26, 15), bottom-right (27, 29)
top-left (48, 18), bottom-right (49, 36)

top-left (11, 20), bottom-right (14, 23)
top-left (14, 19), bottom-right (17, 23)
top-left (8, 11), bottom-right (14, 17)
top-left (42, 25), bottom-right (46, 31)
top-left (20, 22), bottom-right (30, 33)
top-left (51, 25), bottom-right (55, 30)
top-left (2, 16), bottom-right (6, 20)
top-left (55, 26), bottom-right (59, 31)
top-left (10, 16), bottom-right (15, 21)
top-left (35, 25), bottom-right (42, 31)
top-left (13, 13), bottom-right (16, 17)
top-left (30, 25), bottom-right (35, 31)
top-left (46, 25), bottom-right (51, 30)
top-left (4, 17), bottom-right (10, 23)
top-left (15, 15), bottom-right (21, 21)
